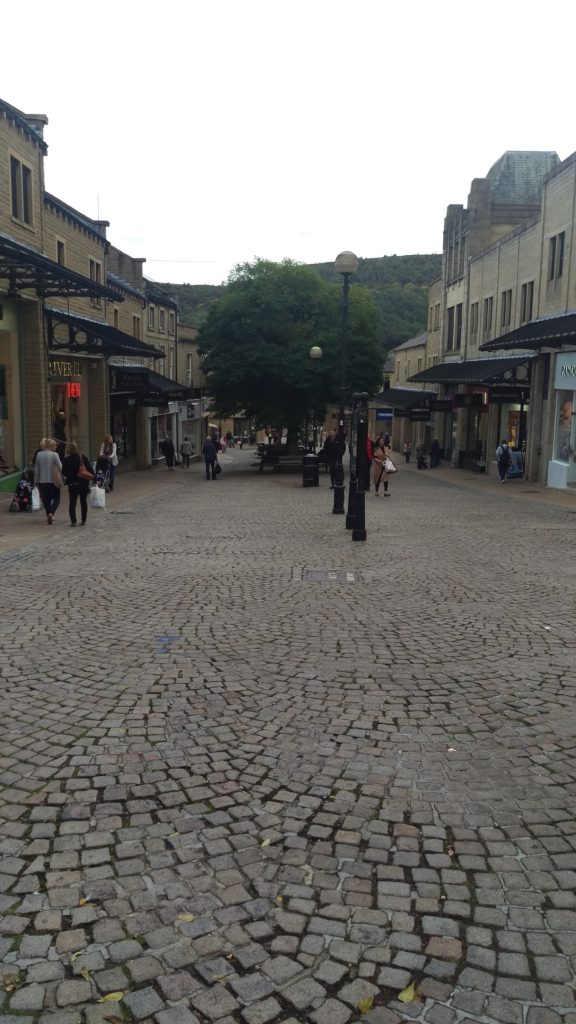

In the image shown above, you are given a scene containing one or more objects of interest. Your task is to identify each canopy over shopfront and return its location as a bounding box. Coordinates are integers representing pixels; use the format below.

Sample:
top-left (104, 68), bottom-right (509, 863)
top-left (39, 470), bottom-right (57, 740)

top-left (0, 234), bottom-right (121, 302)
top-left (46, 308), bottom-right (163, 360)
top-left (110, 364), bottom-right (193, 405)
top-left (380, 386), bottom-right (436, 408)
top-left (409, 355), bottom-right (534, 386)
top-left (480, 312), bottom-right (576, 352)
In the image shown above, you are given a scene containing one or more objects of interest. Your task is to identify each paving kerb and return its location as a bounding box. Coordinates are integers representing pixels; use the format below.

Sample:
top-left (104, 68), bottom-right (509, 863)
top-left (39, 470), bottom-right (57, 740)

top-left (1, 446), bottom-right (576, 1024)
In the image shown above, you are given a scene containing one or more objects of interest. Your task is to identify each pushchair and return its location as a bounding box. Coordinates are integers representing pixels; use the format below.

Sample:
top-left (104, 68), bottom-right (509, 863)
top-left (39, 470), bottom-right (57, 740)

top-left (416, 450), bottom-right (428, 470)
top-left (94, 456), bottom-right (112, 492)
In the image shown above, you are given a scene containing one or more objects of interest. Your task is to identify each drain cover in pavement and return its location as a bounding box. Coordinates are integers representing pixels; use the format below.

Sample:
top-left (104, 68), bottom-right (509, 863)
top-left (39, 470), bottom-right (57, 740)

top-left (292, 568), bottom-right (365, 583)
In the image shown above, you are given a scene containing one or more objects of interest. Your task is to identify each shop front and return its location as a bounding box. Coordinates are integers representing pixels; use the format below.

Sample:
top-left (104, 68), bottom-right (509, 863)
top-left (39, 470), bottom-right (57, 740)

top-left (48, 355), bottom-right (96, 461)
top-left (109, 364), bottom-right (191, 468)
top-left (0, 299), bottom-right (24, 491)
top-left (548, 351), bottom-right (576, 489)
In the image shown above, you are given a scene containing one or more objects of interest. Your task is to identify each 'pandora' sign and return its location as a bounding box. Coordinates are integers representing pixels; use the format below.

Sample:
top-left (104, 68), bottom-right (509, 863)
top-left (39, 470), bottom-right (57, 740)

top-left (555, 352), bottom-right (576, 389)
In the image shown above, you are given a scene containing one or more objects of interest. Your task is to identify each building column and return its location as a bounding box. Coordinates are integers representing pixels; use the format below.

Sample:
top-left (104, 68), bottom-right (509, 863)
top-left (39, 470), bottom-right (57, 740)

top-left (20, 302), bottom-right (48, 459)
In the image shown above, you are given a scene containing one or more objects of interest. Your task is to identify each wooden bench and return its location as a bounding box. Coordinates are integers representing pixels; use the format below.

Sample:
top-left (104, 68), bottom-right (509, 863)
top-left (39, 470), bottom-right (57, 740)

top-left (252, 446), bottom-right (303, 472)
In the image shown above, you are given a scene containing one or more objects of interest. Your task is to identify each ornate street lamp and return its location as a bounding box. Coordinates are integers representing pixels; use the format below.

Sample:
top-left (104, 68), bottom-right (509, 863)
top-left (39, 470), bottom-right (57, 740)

top-left (309, 346), bottom-right (323, 450)
top-left (352, 392), bottom-right (369, 542)
top-left (333, 251), bottom-right (359, 515)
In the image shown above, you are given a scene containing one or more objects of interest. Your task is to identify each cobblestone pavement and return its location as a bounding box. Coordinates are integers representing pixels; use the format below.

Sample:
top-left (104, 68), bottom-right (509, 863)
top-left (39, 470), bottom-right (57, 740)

top-left (1, 451), bottom-right (576, 1024)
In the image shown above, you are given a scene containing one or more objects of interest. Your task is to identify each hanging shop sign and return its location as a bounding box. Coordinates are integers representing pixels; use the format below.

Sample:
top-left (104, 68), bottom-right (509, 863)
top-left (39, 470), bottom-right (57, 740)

top-left (393, 409), bottom-right (410, 418)
top-left (454, 393), bottom-right (483, 409)
top-left (110, 369), bottom-right (150, 393)
top-left (409, 409), bottom-right (430, 422)
top-left (431, 399), bottom-right (452, 412)
top-left (555, 351), bottom-right (576, 388)
top-left (376, 408), bottom-right (394, 421)
top-left (489, 388), bottom-right (528, 404)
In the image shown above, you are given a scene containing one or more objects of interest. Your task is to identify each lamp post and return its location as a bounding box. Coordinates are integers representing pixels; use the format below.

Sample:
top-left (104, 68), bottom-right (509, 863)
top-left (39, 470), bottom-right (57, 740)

top-left (352, 392), bottom-right (369, 542)
top-left (309, 346), bottom-right (323, 451)
top-left (333, 250), bottom-right (359, 515)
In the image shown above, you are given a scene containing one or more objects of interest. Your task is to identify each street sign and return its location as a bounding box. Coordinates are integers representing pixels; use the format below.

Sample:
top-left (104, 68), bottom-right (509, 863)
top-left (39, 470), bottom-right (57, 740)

top-left (376, 408), bottom-right (394, 421)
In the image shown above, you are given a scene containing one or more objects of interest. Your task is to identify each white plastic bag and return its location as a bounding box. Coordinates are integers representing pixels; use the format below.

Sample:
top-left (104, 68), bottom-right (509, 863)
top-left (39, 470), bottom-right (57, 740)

top-left (31, 486), bottom-right (41, 511)
top-left (91, 485), bottom-right (106, 509)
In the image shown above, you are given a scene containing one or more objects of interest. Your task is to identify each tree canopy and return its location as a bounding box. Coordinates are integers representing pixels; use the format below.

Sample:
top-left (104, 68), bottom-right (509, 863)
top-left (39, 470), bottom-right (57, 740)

top-left (199, 259), bottom-right (383, 431)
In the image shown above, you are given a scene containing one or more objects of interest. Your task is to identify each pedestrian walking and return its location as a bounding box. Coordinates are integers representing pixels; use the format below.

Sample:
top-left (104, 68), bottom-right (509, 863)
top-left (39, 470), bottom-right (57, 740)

top-left (62, 442), bottom-right (93, 527)
top-left (365, 436), bottom-right (374, 493)
top-left (161, 436), bottom-right (176, 470)
top-left (496, 439), bottom-right (511, 482)
top-left (99, 435), bottom-right (118, 490)
top-left (321, 429), bottom-right (345, 488)
top-left (34, 437), bottom-right (62, 524)
top-left (430, 439), bottom-right (441, 468)
top-left (179, 436), bottom-right (193, 468)
top-left (202, 434), bottom-right (218, 480)
top-left (403, 440), bottom-right (412, 463)
top-left (373, 436), bottom-right (392, 496)
top-left (220, 434), bottom-right (227, 453)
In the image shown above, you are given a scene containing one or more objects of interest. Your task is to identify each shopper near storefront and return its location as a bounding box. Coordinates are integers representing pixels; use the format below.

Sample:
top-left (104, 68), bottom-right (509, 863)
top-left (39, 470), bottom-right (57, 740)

top-left (62, 443), bottom-right (93, 527)
top-left (160, 436), bottom-right (176, 470)
top-left (179, 437), bottom-right (193, 468)
top-left (34, 438), bottom-right (62, 524)
top-left (373, 436), bottom-right (391, 496)
top-left (99, 435), bottom-right (118, 489)
top-left (496, 440), bottom-right (511, 482)
top-left (202, 435), bottom-right (218, 480)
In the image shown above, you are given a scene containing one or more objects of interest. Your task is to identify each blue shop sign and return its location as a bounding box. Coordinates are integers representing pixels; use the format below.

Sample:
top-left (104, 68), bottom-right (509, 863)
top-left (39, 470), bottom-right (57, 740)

top-left (376, 408), bottom-right (394, 421)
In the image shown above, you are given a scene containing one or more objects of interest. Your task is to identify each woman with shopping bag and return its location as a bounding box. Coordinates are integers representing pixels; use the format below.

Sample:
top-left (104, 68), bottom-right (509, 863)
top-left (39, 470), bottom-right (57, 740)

top-left (62, 442), bottom-right (94, 527)
top-left (373, 436), bottom-right (396, 497)
top-left (33, 438), bottom-right (62, 524)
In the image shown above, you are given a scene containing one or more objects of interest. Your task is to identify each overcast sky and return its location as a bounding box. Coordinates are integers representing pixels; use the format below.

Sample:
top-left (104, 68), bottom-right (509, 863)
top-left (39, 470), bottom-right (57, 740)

top-left (2, 0), bottom-right (573, 286)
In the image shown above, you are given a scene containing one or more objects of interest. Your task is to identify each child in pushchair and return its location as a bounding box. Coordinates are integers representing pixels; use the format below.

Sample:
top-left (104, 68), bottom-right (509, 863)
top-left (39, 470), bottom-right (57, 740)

top-left (15, 471), bottom-right (34, 511)
top-left (94, 456), bottom-right (111, 492)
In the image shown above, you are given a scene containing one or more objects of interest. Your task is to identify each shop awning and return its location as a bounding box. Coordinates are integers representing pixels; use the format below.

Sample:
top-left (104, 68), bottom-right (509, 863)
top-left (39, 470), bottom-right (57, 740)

top-left (46, 308), bottom-right (163, 360)
top-left (0, 233), bottom-right (121, 302)
top-left (409, 355), bottom-right (535, 386)
top-left (110, 364), bottom-right (193, 403)
top-left (480, 312), bottom-right (576, 351)
top-left (380, 387), bottom-right (436, 409)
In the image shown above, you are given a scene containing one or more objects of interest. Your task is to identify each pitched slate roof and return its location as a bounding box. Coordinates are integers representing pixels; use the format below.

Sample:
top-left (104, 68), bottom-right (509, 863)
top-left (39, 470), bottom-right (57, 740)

top-left (486, 151), bottom-right (559, 205)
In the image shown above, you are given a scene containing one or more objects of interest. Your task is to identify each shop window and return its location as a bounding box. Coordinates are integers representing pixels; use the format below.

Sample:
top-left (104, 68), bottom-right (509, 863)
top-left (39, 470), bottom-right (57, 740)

top-left (500, 289), bottom-right (512, 329)
top-left (554, 390), bottom-right (573, 462)
top-left (548, 232), bottom-right (565, 281)
top-left (446, 306), bottom-right (455, 350)
top-left (10, 156), bottom-right (33, 226)
top-left (148, 305), bottom-right (156, 330)
top-left (56, 241), bottom-right (66, 266)
top-left (0, 337), bottom-right (23, 476)
top-left (470, 302), bottom-right (479, 336)
top-left (520, 281), bottom-right (534, 324)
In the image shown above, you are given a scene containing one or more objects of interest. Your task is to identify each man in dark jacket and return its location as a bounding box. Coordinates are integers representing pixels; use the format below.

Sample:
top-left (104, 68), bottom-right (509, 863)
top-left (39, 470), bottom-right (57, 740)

top-left (202, 435), bottom-right (218, 480)
top-left (322, 429), bottom-right (345, 488)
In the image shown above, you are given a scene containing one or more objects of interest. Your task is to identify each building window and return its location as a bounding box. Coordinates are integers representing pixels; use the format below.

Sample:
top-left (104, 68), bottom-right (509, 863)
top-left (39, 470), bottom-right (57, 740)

top-left (169, 348), bottom-right (175, 378)
top-left (455, 304), bottom-right (463, 348)
top-left (446, 306), bottom-right (455, 351)
top-left (148, 305), bottom-right (156, 330)
top-left (417, 356), bottom-right (422, 373)
top-left (160, 345), bottom-right (166, 372)
top-left (470, 302), bottom-right (479, 336)
top-left (396, 361), bottom-right (400, 379)
top-left (10, 156), bottom-right (33, 225)
top-left (434, 304), bottom-right (440, 331)
top-left (483, 296), bottom-right (493, 337)
top-left (500, 289), bottom-right (512, 329)
top-left (520, 281), bottom-right (534, 324)
top-left (169, 312), bottom-right (175, 334)
top-left (89, 259), bottom-right (102, 306)
top-left (159, 309), bottom-right (166, 332)
top-left (56, 241), bottom-right (65, 266)
top-left (432, 355), bottom-right (439, 365)
top-left (186, 353), bottom-right (193, 385)
top-left (132, 315), bottom-right (141, 339)
top-left (548, 232), bottom-right (565, 281)
top-left (406, 359), bottom-right (411, 381)
top-left (113, 308), bottom-right (119, 329)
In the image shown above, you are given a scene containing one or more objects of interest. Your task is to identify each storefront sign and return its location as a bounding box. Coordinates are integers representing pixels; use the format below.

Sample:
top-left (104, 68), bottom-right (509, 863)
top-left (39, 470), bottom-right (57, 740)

top-left (67, 382), bottom-right (81, 398)
top-left (409, 409), bottom-right (430, 422)
top-left (110, 369), bottom-right (149, 392)
top-left (393, 409), bottom-right (410, 418)
top-left (431, 399), bottom-right (452, 411)
top-left (555, 352), bottom-right (576, 389)
top-left (490, 388), bottom-right (528, 404)
top-left (454, 392), bottom-right (483, 409)
top-left (376, 408), bottom-right (394, 421)
top-left (49, 358), bottom-right (83, 378)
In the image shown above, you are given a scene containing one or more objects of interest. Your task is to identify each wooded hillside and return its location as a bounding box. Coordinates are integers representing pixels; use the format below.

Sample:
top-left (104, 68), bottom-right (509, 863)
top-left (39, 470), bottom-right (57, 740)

top-left (158, 253), bottom-right (442, 353)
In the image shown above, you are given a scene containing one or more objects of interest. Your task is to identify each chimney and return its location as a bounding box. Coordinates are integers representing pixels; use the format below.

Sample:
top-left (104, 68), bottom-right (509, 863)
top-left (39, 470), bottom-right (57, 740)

top-left (24, 113), bottom-right (48, 139)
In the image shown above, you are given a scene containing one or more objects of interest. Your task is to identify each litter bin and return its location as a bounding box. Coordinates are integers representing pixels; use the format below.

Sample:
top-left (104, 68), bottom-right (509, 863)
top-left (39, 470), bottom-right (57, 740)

top-left (302, 453), bottom-right (320, 487)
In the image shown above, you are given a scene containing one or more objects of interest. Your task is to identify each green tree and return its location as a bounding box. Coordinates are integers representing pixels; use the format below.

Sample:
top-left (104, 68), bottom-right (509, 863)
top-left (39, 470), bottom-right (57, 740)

top-left (200, 259), bottom-right (383, 437)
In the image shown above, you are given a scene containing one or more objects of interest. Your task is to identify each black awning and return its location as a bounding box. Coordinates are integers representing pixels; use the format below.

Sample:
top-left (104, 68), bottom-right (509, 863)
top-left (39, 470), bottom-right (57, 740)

top-left (46, 308), bottom-right (163, 359)
top-left (0, 233), bottom-right (121, 301)
top-left (380, 387), bottom-right (436, 409)
top-left (110, 364), bottom-right (192, 402)
top-left (480, 312), bottom-right (576, 351)
top-left (409, 355), bottom-right (535, 385)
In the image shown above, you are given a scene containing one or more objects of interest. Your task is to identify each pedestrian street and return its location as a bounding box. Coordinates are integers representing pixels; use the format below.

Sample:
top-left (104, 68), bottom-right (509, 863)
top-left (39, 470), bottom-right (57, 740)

top-left (1, 452), bottom-right (576, 1024)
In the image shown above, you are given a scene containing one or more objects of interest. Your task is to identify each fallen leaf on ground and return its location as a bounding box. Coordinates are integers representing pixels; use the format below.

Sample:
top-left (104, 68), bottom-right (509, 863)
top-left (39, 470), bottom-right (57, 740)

top-left (103, 1017), bottom-right (124, 1024)
top-left (98, 992), bottom-right (124, 1003)
top-left (79, 898), bottom-right (91, 906)
top-left (211, 974), bottom-right (226, 982)
top-left (80, 967), bottom-right (90, 981)
top-left (260, 838), bottom-right (272, 847)
top-left (357, 995), bottom-right (374, 1014)
top-left (177, 913), bottom-right (194, 922)
top-left (70, 952), bottom-right (81, 962)
top-left (398, 981), bottom-right (419, 1003)
top-left (226, 953), bottom-right (234, 960)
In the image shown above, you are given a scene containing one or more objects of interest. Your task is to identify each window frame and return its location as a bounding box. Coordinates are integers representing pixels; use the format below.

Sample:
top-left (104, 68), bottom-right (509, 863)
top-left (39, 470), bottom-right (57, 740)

top-left (10, 154), bottom-right (34, 227)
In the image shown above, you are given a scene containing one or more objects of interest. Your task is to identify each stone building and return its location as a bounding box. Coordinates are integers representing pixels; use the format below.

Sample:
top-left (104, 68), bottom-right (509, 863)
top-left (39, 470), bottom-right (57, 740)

top-left (404, 150), bottom-right (576, 486)
top-left (0, 96), bottom-right (190, 487)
